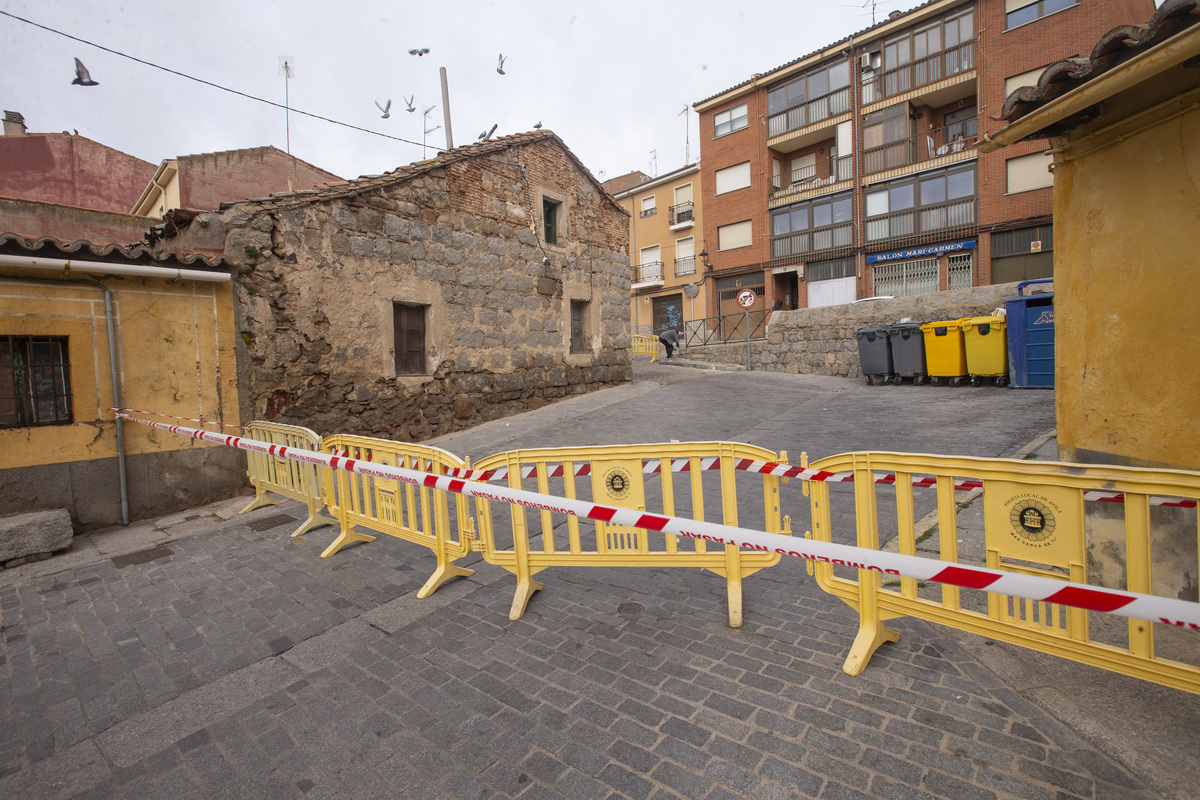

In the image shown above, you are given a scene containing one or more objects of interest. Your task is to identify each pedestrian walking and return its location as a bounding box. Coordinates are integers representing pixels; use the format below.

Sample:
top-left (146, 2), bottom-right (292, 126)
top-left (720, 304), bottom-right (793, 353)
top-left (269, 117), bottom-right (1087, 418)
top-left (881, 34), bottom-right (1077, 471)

top-left (658, 326), bottom-right (680, 361)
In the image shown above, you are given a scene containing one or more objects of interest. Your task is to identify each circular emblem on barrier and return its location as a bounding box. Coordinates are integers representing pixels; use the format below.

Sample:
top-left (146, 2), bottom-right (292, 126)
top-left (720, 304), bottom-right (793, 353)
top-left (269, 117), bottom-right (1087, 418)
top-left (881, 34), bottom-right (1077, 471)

top-left (604, 467), bottom-right (632, 500)
top-left (1009, 497), bottom-right (1057, 545)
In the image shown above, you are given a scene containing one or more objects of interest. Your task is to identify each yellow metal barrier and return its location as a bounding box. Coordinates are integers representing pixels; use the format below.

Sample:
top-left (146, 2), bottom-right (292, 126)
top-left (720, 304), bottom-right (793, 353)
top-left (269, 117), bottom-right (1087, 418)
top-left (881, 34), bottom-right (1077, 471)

top-left (632, 333), bottom-right (661, 362)
top-left (239, 420), bottom-right (335, 538)
top-left (320, 435), bottom-right (476, 598)
top-left (471, 442), bottom-right (792, 626)
top-left (806, 451), bottom-right (1200, 694)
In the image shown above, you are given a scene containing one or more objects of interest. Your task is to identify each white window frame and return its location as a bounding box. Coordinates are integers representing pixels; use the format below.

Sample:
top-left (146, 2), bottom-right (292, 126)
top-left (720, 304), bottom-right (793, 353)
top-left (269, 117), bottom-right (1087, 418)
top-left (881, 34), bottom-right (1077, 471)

top-left (717, 220), bottom-right (753, 251)
top-left (715, 162), bottom-right (752, 195)
top-left (1006, 151), bottom-right (1054, 194)
top-left (641, 195), bottom-right (657, 217)
top-left (714, 103), bottom-right (749, 138)
top-left (1005, 66), bottom-right (1047, 98)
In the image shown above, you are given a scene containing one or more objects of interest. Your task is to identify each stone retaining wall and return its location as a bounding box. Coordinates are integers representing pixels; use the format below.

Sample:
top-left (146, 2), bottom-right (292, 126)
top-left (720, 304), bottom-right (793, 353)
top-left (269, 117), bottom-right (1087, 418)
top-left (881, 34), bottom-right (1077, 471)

top-left (681, 283), bottom-right (1027, 377)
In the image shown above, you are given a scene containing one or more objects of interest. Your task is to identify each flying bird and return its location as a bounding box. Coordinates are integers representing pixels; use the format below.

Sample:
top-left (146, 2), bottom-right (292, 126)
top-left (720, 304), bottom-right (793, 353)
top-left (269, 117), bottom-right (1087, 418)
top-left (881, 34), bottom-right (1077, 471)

top-left (533, 121), bottom-right (542, 130)
top-left (404, 95), bottom-right (415, 112)
top-left (72, 57), bottom-right (98, 87)
top-left (408, 48), bottom-right (429, 57)
top-left (375, 99), bottom-right (391, 119)
top-left (496, 53), bottom-right (507, 75)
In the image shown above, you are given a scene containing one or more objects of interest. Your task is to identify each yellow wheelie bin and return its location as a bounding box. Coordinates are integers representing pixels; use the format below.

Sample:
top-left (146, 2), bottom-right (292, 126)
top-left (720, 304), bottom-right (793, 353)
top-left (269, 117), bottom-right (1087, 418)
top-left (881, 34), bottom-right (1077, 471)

top-left (920, 319), bottom-right (968, 386)
top-left (960, 315), bottom-right (1008, 386)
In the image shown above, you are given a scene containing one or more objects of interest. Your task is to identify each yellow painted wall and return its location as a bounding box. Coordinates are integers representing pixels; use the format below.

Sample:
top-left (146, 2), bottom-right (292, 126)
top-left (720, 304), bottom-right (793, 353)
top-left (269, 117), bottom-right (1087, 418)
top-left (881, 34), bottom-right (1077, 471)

top-left (621, 168), bottom-right (707, 334)
top-left (0, 272), bottom-right (240, 470)
top-left (1053, 101), bottom-right (1200, 470)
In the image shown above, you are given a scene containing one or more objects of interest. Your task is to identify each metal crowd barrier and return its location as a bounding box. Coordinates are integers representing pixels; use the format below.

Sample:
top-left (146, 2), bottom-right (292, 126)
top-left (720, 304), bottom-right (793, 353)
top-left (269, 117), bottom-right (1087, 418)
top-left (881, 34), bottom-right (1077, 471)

top-left (320, 435), bottom-right (476, 598)
top-left (239, 420), bottom-right (335, 538)
top-left (632, 333), bottom-right (661, 362)
top-left (469, 442), bottom-right (792, 626)
top-left (805, 451), bottom-right (1200, 694)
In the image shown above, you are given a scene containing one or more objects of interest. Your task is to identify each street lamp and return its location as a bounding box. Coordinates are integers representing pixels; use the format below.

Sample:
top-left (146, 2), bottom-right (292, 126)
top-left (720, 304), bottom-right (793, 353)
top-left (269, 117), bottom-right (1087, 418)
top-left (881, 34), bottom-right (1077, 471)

top-left (698, 249), bottom-right (712, 271)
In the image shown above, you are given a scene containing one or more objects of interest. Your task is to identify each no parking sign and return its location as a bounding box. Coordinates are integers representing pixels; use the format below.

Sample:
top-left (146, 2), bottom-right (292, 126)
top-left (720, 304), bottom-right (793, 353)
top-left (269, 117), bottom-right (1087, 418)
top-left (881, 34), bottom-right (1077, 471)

top-left (737, 290), bottom-right (756, 309)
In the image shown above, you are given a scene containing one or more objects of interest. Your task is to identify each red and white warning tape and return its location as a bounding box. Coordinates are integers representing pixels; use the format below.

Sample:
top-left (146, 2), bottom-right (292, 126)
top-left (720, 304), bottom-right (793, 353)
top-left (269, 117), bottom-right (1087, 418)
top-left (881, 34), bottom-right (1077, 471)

top-left (115, 412), bottom-right (1200, 630)
top-left (443, 456), bottom-right (1196, 509)
top-left (110, 407), bottom-right (244, 431)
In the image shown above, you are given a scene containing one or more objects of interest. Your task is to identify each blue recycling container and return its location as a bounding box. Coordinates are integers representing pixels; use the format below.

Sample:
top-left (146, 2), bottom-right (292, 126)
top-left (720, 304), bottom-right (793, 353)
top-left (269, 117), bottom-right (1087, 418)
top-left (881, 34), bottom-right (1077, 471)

top-left (1005, 279), bottom-right (1054, 389)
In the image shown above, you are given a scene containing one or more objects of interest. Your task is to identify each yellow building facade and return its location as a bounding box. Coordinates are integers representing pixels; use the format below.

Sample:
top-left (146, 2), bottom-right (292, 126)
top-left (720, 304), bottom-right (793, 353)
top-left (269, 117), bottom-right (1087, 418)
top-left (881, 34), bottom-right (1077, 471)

top-left (0, 238), bottom-right (245, 530)
top-left (980, 4), bottom-right (1200, 470)
top-left (609, 165), bottom-right (708, 337)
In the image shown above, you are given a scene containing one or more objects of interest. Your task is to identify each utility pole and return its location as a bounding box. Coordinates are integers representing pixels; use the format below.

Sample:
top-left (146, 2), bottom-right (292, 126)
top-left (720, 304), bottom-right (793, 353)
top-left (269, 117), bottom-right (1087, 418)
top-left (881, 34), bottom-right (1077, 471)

top-left (440, 67), bottom-right (454, 151)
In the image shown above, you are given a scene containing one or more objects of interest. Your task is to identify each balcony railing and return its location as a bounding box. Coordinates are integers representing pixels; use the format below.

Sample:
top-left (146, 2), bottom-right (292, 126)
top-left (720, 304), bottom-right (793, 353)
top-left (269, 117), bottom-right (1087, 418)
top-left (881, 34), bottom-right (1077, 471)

top-left (773, 154), bottom-right (854, 195)
top-left (862, 122), bottom-right (977, 175)
top-left (767, 86), bottom-right (852, 138)
top-left (864, 197), bottom-right (976, 243)
top-left (770, 220), bottom-right (855, 260)
top-left (675, 256), bottom-right (696, 277)
top-left (862, 40), bottom-right (975, 105)
top-left (632, 261), bottom-right (664, 284)
top-left (670, 201), bottom-right (694, 226)
top-left (640, 206), bottom-right (657, 218)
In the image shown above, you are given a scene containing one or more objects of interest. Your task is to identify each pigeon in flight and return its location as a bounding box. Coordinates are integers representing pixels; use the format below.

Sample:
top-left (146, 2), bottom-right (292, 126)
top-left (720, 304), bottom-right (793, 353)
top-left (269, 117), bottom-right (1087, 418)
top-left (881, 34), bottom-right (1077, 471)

top-left (404, 95), bottom-right (415, 112)
top-left (375, 99), bottom-right (391, 119)
top-left (496, 54), bottom-right (507, 75)
top-left (72, 58), bottom-right (98, 86)
top-left (408, 48), bottom-right (430, 57)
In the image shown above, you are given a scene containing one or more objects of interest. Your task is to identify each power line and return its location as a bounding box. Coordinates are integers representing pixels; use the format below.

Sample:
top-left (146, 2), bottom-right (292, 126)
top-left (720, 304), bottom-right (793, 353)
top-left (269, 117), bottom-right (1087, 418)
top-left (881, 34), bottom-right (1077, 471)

top-left (0, 9), bottom-right (441, 155)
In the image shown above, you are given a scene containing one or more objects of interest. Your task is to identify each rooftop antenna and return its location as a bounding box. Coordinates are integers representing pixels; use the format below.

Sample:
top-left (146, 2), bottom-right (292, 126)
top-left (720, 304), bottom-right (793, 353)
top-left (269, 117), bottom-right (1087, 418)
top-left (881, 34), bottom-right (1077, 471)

top-left (679, 105), bottom-right (691, 165)
top-left (649, 149), bottom-right (657, 178)
top-left (279, 56), bottom-right (295, 190)
top-left (278, 56), bottom-right (294, 155)
top-left (422, 105), bottom-right (439, 159)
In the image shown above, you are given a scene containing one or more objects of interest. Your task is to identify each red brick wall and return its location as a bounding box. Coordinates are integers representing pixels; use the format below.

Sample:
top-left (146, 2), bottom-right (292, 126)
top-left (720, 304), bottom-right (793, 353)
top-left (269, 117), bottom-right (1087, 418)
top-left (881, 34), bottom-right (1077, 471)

top-left (698, 90), bottom-right (770, 316)
top-left (178, 147), bottom-right (342, 211)
top-left (0, 197), bottom-right (152, 245)
top-left (0, 134), bottom-right (156, 214)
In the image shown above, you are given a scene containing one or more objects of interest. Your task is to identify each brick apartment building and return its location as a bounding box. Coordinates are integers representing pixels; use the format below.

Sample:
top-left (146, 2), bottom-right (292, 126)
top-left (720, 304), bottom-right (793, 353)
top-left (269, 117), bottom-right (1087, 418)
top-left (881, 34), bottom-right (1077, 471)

top-left (693, 0), bottom-right (1155, 316)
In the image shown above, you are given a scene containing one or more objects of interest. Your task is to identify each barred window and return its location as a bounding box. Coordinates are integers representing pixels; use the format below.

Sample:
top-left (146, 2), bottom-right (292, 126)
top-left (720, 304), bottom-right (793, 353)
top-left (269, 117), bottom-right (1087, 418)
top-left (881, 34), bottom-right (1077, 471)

top-left (0, 336), bottom-right (73, 429)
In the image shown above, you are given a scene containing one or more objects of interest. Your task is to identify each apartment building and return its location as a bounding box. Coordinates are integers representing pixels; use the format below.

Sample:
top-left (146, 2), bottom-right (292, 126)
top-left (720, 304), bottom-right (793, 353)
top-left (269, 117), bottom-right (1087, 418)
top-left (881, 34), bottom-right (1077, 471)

top-left (607, 164), bottom-right (706, 335)
top-left (693, 0), bottom-right (1155, 313)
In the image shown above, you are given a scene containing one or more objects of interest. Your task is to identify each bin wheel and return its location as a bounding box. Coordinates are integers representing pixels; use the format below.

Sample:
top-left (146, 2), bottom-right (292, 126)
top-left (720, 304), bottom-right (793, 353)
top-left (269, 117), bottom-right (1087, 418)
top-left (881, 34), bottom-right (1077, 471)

top-left (930, 377), bottom-right (941, 386)
top-left (993, 376), bottom-right (1008, 387)
top-left (865, 375), bottom-right (874, 386)
top-left (971, 377), bottom-right (982, 387)
top-left (913, 375), bottom-right (925, 386)
top-left (950, 377), bottom-right (963, 387)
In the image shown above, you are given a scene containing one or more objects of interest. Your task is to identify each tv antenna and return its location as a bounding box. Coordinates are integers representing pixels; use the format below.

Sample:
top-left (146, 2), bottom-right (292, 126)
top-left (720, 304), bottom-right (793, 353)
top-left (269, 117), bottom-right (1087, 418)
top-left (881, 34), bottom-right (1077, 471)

top-left (278, 56), bottom-right (294, 154)
top-left (649, 149), bottom-right (657, 178)
top-left (422, 105), bottom-right (439, 159)
top-left (679, 104), bottom-right (691, 165)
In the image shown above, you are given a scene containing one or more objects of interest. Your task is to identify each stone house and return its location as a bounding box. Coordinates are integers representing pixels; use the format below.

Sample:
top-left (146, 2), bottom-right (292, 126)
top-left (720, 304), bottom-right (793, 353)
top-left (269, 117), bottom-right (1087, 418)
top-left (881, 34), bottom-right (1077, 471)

top-left (152, 131), bottom-right (632, 441)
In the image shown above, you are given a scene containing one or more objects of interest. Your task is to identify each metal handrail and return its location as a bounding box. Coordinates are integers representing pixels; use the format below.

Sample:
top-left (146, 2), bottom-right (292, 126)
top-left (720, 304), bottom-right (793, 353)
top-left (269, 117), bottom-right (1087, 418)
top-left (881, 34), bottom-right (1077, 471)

top-left (670, 202), bottom-right (694, 225)
top-left (681, 311), bottom-right (769, 348)
top-left (862, 123), bottom-right (977, 175)
top-left (862, 40), bottom-right (975, 104)
top-left (767, 86), bottom-right (853, 138)
top-left (632, 261), bottom-right (664, 284)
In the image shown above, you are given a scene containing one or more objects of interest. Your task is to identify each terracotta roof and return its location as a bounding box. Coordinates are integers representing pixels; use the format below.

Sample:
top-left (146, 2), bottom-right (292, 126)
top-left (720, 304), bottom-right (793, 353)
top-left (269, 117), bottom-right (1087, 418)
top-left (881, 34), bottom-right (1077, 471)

top-left (601, 171), bottom-right (651, 195)
top-left (217, 130), bottom-right (626, 216)
top-left (1000, 0), bottom-right (1200, 124)
top-left (0, 232), bottom-right (234, 269)
top-left (174, 145), bottom-right (342, 182)
top-left (694, 0), bottom-right (947, 107)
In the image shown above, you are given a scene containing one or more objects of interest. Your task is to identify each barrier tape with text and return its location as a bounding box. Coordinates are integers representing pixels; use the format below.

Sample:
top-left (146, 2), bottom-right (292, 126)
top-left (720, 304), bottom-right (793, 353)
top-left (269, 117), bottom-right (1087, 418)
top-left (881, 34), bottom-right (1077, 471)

top-left (113, 412), bottom-right (1200, 630)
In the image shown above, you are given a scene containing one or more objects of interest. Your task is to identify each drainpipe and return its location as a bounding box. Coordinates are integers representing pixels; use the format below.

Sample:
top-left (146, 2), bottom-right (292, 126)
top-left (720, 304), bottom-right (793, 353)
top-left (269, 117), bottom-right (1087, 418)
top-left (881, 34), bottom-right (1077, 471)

top-left (848, 34), bottom-right (864, 298)
top-left (0, 253), bottom-right (231, 283)
top-left (0, 275), bottom-right (130, 524)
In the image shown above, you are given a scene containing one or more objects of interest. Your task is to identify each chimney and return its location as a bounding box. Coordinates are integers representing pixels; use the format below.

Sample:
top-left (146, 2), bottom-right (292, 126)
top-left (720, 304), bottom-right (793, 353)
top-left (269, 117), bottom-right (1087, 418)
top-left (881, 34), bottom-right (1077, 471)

top-left (888, 10), bottom-right (903, 20)
top-left (3, 111), bottom-right (26, 136)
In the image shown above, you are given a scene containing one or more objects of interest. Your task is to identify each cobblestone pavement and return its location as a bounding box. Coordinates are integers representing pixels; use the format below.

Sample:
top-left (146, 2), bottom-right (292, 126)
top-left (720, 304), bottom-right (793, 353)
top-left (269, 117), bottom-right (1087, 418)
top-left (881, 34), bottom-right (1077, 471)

top-left (1, 361), bottom-right (1192, 799)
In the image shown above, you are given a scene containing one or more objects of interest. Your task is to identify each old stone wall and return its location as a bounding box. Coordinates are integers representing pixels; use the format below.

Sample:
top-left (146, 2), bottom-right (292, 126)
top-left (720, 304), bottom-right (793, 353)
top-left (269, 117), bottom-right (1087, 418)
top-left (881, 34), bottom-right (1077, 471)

top-left (681, 283), bottom-right (1026, 376)
top-left (221, 138), bottom-right (631, 441)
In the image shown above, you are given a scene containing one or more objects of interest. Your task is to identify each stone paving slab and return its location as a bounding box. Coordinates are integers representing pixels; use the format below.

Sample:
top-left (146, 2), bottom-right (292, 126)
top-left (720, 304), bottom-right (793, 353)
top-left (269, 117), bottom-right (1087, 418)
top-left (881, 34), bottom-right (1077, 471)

top-left (1, 363), bottom-right (1192, 799)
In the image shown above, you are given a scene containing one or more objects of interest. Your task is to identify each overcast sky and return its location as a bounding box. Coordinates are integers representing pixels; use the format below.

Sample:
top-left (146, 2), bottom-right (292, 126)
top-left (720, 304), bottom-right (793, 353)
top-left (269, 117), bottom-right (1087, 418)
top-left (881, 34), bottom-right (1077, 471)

top-left (5, 1), bottom-right (932, 184)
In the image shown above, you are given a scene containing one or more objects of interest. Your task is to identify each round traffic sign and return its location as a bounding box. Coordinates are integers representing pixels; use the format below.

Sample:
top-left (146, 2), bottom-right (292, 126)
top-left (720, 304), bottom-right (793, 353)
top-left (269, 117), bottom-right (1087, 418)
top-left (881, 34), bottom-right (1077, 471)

top-left (737, 290), bottom-right (757, 309)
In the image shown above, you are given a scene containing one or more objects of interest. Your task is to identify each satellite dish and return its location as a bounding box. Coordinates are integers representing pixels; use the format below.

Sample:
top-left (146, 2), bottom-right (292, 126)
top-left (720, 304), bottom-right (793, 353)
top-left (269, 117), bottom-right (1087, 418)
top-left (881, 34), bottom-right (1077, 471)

top-left (683, 283), bottom-right (699, 298)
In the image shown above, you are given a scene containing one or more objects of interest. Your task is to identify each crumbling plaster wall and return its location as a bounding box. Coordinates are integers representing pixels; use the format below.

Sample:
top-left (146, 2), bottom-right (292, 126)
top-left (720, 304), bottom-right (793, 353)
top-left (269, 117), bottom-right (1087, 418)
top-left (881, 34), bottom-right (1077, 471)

top-left (222, 141), bottom-right (631, 441)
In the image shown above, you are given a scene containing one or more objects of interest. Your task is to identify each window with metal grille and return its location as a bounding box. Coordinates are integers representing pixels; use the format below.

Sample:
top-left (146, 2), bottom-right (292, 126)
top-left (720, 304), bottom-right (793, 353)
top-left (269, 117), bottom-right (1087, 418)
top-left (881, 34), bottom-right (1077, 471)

top-left (993, 224), bottom-right (1053, 256)
top-left (808, 257), bottom-right (856, 283)
top-left (570, 301), bottom-right (588, 354)
top-left (393, 304), bottom-right (426, 375)
top-left (0, 336), bottom-right (73, 429)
